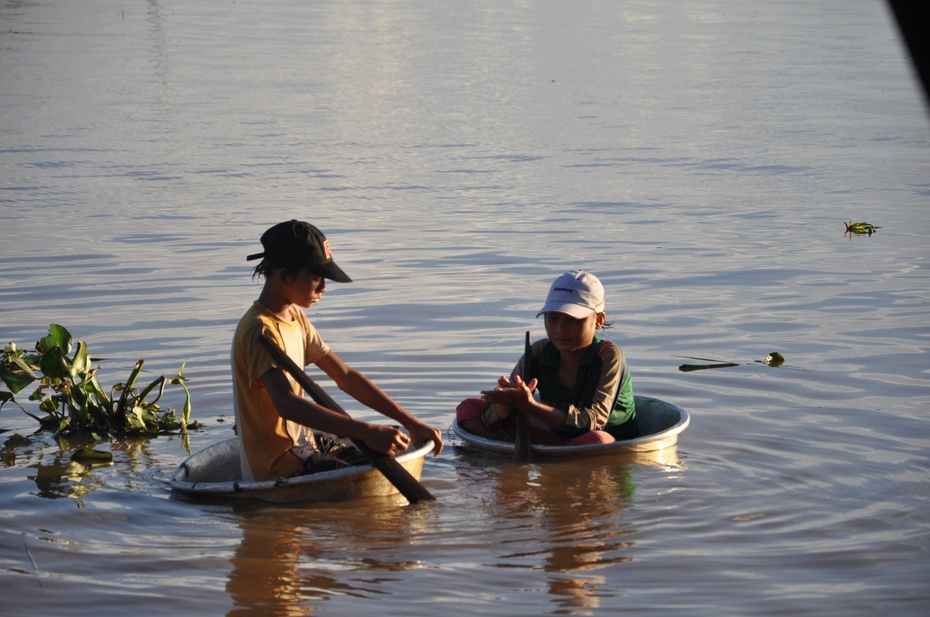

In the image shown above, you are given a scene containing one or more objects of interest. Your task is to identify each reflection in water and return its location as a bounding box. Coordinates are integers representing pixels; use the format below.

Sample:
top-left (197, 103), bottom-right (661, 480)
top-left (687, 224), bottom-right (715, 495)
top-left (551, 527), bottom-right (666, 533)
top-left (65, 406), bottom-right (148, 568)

top-left (32, 460), bottom-right (98, 502)
top-left (227, 510), bottom-right (313, 616)
top-left (1, 433), bottom-right (37, 469)
top-left (144, 0), bottom-right (174, 131)
top-left (226, 495), bottom-right (421, 616)
top-left (506, 463), bottom-right (635, 613)
top-left (6, 415), bottom-right (681, 614)
top-left (2, 430), bottom-right (185, 504)
top-left (458, 449), bottom-right (673, 616)
top-left (14, 433), bottom-right (114, 504)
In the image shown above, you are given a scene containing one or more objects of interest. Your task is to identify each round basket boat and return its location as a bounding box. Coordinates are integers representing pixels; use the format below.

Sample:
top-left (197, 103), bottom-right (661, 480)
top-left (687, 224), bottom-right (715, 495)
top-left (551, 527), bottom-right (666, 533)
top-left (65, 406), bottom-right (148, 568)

top-left (452, 395), bottom-right (689, 458)
top-left (170, 438), bottom-right (434, 504)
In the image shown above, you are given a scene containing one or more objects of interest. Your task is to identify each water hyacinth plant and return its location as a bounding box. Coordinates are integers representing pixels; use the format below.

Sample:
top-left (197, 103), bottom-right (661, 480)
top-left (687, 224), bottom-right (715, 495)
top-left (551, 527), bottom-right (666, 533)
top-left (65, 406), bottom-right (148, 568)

top-left (844, 218), bottom-right (881, 236)
top-left (0, 324), bottom-right (191, 438)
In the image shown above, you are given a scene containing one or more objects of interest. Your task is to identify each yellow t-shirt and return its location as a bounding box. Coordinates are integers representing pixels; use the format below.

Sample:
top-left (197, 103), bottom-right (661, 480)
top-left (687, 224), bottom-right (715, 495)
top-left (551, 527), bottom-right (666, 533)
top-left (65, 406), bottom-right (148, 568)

top-left (232, 301), bottom-right (330, 481)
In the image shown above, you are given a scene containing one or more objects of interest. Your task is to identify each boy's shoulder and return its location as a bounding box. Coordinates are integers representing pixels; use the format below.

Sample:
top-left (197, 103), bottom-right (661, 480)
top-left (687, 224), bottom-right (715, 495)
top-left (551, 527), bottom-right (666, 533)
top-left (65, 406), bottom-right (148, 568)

top-left (236, 302), bottom-right (271, 333)
top-left (237, 302), bottom-right (308, 326)
top-left (235, 303), bottom-right (318, 348)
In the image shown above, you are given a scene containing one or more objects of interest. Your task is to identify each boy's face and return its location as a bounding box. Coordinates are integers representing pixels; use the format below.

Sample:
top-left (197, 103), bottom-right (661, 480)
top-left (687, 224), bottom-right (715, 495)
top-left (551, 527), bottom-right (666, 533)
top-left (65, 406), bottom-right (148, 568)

top-left (543, 311), bottom-right (604, 354)
top-left (282, 268), bottom-right (327, 309)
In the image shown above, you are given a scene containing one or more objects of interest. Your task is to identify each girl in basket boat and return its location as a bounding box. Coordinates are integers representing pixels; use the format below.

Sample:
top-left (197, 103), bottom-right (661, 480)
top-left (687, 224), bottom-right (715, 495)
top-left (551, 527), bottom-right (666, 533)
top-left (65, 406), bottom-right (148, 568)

top-left (457, 270), bottom-right (639, 446)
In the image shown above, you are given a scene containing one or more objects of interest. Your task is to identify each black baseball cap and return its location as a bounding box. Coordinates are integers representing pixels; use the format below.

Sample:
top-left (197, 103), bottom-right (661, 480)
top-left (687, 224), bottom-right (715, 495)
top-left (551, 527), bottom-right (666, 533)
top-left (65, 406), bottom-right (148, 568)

top-left (246, 220), bottom-right (352, 283)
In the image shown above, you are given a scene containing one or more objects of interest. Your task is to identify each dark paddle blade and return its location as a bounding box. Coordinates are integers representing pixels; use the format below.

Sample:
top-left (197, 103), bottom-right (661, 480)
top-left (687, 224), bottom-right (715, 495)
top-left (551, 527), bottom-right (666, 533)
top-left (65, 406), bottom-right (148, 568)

top-left (513, 331), bottom-right (532, 463)
top-left (258, 336), bottom-right (435, 503)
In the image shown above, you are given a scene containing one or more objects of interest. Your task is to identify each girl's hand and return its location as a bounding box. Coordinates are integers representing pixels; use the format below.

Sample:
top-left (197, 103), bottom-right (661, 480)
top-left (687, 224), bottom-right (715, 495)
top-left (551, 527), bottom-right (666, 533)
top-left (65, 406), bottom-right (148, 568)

top-left (481, 375), bottom-right (538, 411)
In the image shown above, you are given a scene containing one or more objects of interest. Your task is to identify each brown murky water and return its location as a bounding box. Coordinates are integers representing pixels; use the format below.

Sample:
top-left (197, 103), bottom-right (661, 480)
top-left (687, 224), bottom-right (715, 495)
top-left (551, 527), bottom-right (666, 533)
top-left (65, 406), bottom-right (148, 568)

top-left (2, 1), bottom-right (928, 615)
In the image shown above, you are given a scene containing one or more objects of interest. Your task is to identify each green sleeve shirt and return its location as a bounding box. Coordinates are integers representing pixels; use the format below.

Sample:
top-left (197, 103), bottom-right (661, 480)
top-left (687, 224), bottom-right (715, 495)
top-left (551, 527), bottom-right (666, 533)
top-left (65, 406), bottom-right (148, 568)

top-left (515, 336), bottom-right (635, 436)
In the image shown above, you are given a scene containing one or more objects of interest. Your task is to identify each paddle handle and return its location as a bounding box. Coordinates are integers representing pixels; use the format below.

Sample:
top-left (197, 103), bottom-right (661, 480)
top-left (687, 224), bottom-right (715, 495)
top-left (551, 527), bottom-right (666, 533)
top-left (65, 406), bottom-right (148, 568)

top-left (258, 336), bottom-right (435, 503)
top-left (513, 331), bottom-right (532, 463)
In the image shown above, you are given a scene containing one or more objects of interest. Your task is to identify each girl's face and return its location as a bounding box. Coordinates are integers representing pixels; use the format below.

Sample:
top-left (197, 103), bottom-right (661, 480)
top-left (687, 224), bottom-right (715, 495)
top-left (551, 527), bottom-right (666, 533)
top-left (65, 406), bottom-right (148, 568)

top-left (543, 311), bottom-right (605, 354)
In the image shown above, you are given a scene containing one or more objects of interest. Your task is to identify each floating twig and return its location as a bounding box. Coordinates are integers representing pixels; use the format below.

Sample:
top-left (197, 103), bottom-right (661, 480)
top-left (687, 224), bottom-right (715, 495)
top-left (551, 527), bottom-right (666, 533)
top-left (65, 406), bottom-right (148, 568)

top-left (21, 532), bottom-right (43, 591)
top-left (676, 352), bottom-right (807, 373)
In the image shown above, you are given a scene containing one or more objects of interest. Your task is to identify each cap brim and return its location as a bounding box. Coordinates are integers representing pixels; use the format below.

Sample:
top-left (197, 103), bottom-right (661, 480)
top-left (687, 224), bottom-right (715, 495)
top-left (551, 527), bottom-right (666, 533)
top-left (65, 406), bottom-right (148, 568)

top-left (536, 301), bottom-right (595, 318)
top-left (313, 262), bottom-right (352, 283)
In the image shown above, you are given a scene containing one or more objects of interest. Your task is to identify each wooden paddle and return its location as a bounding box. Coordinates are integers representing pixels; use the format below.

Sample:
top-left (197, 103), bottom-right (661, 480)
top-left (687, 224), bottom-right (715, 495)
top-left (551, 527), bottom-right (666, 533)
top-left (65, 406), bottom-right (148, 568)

top-left (258, 336), bottom-right (435, 503)
top-left (513, 331), bottom-right (532, 463)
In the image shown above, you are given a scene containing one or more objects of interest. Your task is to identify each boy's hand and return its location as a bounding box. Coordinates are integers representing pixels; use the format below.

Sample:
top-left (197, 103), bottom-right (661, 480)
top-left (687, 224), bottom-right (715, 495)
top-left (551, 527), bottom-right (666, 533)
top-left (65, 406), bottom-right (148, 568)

top-left (362, 424), bottom-right (411, 457)
top-left (363, 422), bottom-right (443, 457)
top-left (407, 422), bottom-right (444, 456)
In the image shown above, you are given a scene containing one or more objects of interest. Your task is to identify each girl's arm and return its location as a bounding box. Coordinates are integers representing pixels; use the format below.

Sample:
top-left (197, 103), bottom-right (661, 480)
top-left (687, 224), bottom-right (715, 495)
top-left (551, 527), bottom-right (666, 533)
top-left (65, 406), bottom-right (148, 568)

top-left (482, 342), bottom-right (627, 433)
top-left (561, 342), bottom-right (626, 431)
top-left (481, 374), bottom-right (570, 430)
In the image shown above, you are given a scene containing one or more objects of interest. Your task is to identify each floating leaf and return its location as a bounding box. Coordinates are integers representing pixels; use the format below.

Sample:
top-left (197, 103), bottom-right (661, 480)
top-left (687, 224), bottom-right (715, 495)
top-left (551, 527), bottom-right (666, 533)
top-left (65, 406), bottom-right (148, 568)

top-left (763, 352), bottom-right (785, 367)
top-left (71, 447), bottom-right (113, 463)
top-left (844, 219), bottom-right (880, 236)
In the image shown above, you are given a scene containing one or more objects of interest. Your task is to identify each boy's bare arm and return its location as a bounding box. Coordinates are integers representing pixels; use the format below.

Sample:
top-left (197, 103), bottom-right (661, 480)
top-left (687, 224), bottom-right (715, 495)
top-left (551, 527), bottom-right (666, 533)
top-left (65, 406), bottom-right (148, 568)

top-left (261, 367), bottom-right (410, 455)
top-left (315, 352), bottom-right (443, 455)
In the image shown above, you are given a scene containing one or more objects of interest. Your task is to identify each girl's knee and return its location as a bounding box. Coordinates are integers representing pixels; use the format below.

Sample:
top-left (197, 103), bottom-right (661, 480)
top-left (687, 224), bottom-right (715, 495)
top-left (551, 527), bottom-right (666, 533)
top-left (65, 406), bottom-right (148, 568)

top-left (456, 398), bottom-right (486, 422)
top-left (569, 430), bottom-right (615, 446)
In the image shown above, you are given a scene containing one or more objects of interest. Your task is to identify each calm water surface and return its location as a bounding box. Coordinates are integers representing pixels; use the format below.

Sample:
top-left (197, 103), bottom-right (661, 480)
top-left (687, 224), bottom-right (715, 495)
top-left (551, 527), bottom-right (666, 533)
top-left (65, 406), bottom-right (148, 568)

top-left (1, 1), bottom-right (928, 615)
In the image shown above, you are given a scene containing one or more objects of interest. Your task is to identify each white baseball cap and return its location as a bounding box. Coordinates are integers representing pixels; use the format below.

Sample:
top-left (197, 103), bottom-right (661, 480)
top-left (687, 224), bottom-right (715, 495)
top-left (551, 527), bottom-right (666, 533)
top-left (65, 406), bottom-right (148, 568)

top-left (536, 270), bottom-right (606, 318)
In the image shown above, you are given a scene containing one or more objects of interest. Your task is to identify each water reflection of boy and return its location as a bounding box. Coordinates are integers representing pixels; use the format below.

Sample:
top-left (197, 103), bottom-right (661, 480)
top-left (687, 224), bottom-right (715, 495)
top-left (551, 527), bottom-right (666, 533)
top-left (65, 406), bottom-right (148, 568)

top-left (458, 270), bottom-right (638, 445)
top-left (228, 499), bottom-right (419, 614)
top-left (232, 220), bottom-right (442, 482)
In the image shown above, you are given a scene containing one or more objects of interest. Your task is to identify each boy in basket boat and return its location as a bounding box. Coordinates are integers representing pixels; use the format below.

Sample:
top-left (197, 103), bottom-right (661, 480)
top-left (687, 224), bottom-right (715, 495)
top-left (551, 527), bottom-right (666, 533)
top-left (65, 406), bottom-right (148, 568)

top-left (232, 220), bottom-right (443, 482)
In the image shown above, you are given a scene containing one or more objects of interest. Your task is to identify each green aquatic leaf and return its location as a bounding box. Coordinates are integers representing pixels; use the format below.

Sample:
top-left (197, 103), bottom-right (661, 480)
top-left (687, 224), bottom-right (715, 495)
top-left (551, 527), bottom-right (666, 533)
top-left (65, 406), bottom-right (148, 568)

top-left (71, 447), bottom-right (113, 463)
top-left (0, 355), bottom-right (39, 393)
top-left (70, 341), bottom-right (91, 378)
top-left (764, 352), bottom-right (785, 367)
top-left (844, 219), bottom-right (881, 235)
top-left (6, 325), bottom-right (194, 437)
top-left (136, 374), bottom-right (167, 406)
top-left (114, 360), bottom-right (145, 414)
top-left (83, 374), bottom-right (110, 407)
top-left (0, 390), bottom-right (27, 413)
top-left (39, 324), bottom-right (72, 355)
top-left (39, 345), bottom-right (72, 380)
top-left (169, 360), bottom-right (192, 430)
top-left (126, 405), bottom-right (148, 431)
